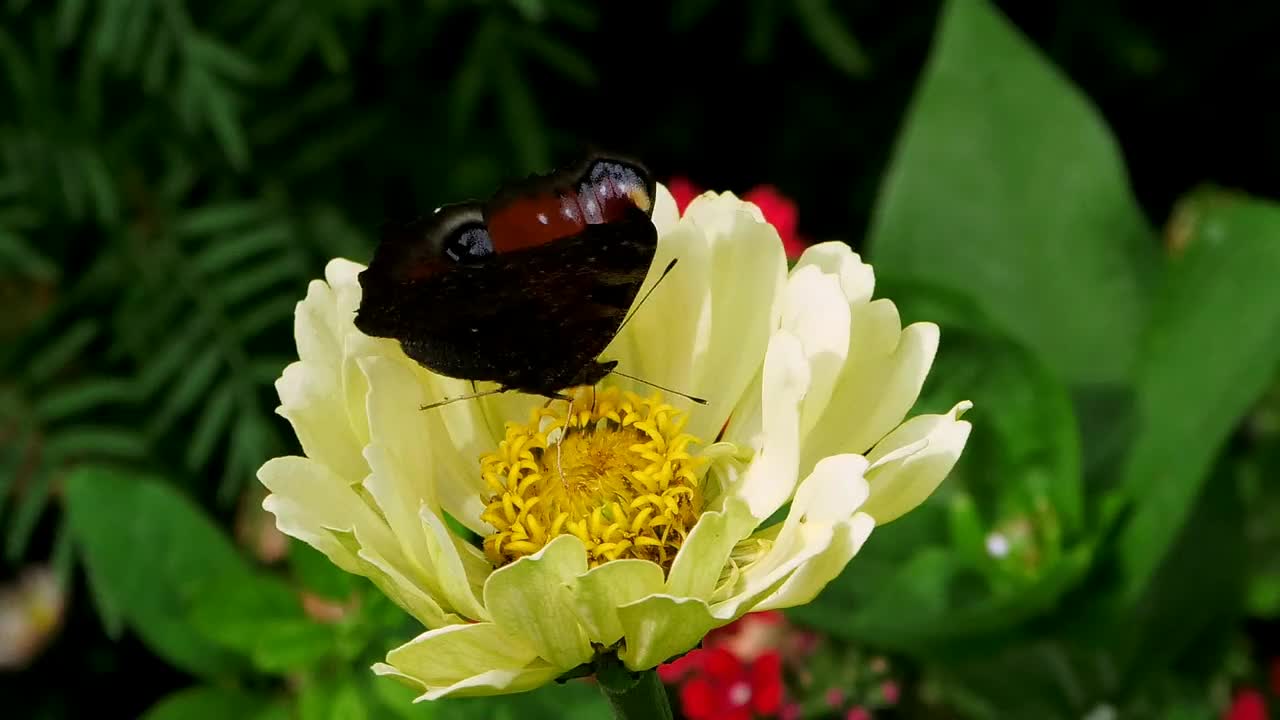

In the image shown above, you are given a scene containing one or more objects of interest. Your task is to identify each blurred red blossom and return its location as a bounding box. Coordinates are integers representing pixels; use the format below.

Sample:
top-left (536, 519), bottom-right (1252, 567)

top-left (666, 176), bottom-right (808, 259)
top-left (845, 707), bottom-right (872, 720)
top-left (675, 646), bottom-right (784, 720)
top-left (659, 610), bottom-right (798, 685)
top-left (1225, 688), bottom-right (1268, 720)
top-left (880, 680), bottom-right (900, 705)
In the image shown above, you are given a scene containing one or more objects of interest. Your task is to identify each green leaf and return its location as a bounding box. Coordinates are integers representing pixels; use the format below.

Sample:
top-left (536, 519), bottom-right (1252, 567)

top-left (141, 686), bottom-right (272, 720)
top-left (331, 681), bottom-right (371, 720)
top-left (670, 0), bottom-right (719, 30)
top-left (6, 468), bottom-right (52, 560)
top-left (301, 677), bottom-right (377, 720)
top-left (25, 320), bottom-right (98, 384)
top-left (916, 321), bottom-right (1085, 536)
top-left (448, 19), bottom-right (499, 139)
top-left (867, 0), bottom-right (1158, 386)
top-left (34, 377), bottom-right (136, 422)
top-left (290, 540), bottom-right (357, 601)
top-left (792, 0), bottom-right (868, 76)
top-left (64, 467), bottom-right (249, 677)
top-left (0, 227), bottom-right (58, 279)
top-left (1116, 191), bottom-right (1280, 602)
top-left (185, 382), bottom-right (236, 471)
top-left (495, 49), bottom-right (549, 173)
top-left (190, 222), bottom-right (291, 277)
top-left (189, 566), bottom-right (336, 674)
top-left (175, 202), bottom-right (273, 238)
top-left (1110, 459), bottom-right (1246, 692)
top-left (518, 31), bottom-right (597, 86)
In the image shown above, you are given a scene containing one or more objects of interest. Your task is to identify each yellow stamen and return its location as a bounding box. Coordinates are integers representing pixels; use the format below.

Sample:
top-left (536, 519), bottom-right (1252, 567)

top-left (479, 386), bottom-right (706, 569)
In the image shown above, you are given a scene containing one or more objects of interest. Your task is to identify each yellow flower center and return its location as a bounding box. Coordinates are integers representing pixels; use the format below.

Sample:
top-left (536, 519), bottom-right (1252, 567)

top-left (479, 386), bottom-right (707, 569)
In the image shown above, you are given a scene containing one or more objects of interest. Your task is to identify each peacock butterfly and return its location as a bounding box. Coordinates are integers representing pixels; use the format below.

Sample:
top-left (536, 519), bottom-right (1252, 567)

top-left (353, 151), bottom-right (661, 402)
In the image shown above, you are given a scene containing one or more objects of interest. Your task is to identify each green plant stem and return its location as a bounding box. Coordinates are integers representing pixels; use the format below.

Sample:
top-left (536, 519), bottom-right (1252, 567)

top-left (596, 666), bottom-right (673, 720)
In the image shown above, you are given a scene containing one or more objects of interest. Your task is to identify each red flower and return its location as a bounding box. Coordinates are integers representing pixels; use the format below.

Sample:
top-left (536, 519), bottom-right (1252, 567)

top-left (658, 610), bottom-right (788, 684)
top-left (667, 176), bottom-right (703, 214)
top-left (1225, 689), bottom-right (1268, 720)
top-left (665, 176), bottom-right (809, 259)
top-left (657, 647), bottom-right (705, 684)
top-left (677, 647), bottom-right (784, 720)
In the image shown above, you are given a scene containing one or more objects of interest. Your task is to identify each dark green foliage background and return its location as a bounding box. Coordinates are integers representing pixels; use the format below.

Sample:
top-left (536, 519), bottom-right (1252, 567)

top-left (3, 0), bottom-right (1280, 718)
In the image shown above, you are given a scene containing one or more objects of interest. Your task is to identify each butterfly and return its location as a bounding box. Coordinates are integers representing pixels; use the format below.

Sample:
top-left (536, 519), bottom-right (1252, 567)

top-left (353, 152), bottom-right (666, 403)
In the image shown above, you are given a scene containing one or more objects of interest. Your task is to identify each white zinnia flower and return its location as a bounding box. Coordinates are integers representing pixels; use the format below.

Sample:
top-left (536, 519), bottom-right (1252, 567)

top-left (257, 183), bottom-right (972, 701)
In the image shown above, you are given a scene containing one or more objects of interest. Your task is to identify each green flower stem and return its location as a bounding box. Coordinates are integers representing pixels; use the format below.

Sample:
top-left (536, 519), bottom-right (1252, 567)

top-left (595, 658), bottom-right (673, 720)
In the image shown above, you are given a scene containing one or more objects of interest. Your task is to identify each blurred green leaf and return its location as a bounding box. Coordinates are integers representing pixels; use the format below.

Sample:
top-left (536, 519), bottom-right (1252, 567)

top-left (670, 0), bottom-right (719, 31)
top-left (0, 226), bottom-right (57, 279)
top-left (301, 677), bottom-right (374, 720)
top-left (5, 468), bottom-right (52, 560)
top-left (920, 323), bottom-right (1085, 536)
top-left (796, 313), bottom-right (1092, 654)
top-left (64, 467), bottom-right (248, 677)
top-left (1109, 459), bottom-right (1246, 693)
top-left (290, 540), bottom-right (358, 601)
top-left (189, 563), bottom-right (337, 674)
top-left (867, 0), bottom-right (1158, 387)
top-left (1116, 191), bottom-right (1280, 602)
top-left (424, 677), bottom-right (610, 720)
top-left (33, 377), bottom-right (136, 422)
top-left (140, 686), bottom-right (274, 720)
top-left (793, 0), bottom-right (869, 76)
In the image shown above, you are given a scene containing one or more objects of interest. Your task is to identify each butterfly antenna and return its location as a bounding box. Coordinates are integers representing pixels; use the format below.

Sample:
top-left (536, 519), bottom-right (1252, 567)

top-left (420, 386), bottom-right (508, 411)
top-left (608, 369), bottom-right (708, 405)
top-left (613, 258), bottom-right (678, 338)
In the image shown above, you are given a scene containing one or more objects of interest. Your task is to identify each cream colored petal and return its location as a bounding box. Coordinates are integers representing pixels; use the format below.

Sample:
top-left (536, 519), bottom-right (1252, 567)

top-left (294, 278), bottom-right (343, 373)
top-left (360, 357), bottom-right (434, 504)
top-left (604, 220), bottom-right (709, 403)
top-left (597, 181), bottom-right (682, 395)
top-left (779, 265), bottom-right (851, 440)
top-left (361, 444), bottom-right (436, 580)
top-left (793, 242), bottom-right (875, 306)
top-left (363, 441), bottom-right (489, 621)
top-left (717, 263), bottom-right (848, 454)
top-left (375, 662), bottom-right (561, 702)
top-left (483, 534), bottom-right (593, 670)
top-left (616, 595), bottom-right (719, 671)
top-left (261, 493), bottom-right (359, 575)
top-left (257, 456), bottom-right (397, 564)
top-left (258, 456), bottom-right (456, 627)
top-left (363, 352), bottom-right (497, 536)
top-left (710, 526), bottom-right (834, 621)
top-left (355, 541), bottom-right (458, 629)
top-left (862, 401), bottom-right (974, 524)
top-left (720, 331), bottom-right (810, 521)
top-left (420, 506), bottom-right (490, 620)
top-left (375, 622), bottom-right (554, 701)
top-left (604, 192), bottom-right (787, 440)
top-left (665, 496), bottom-right (756, 600)
top-left (324, 258), bottom-right (366, 318)
top-left (685, 195), bottom-right (788, 440)
top-left (752, 512), bottom-right (876, 611)
top-left (414, 372), bottom-right (500, 536)
top-left (800, 302), bottom-right (940, 477)
top-left (713, 454), bottom-right (870, 617)
top-left (569, 559), bottom-right (666, 646)
top-left (274, 362), bottom-right (367, 483)
top-left (651, 182), bottom-right (681, 238)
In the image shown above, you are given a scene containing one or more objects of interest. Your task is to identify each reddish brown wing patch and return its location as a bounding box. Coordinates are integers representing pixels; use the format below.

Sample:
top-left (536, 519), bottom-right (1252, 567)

top-left (486, 192), bottom-right (585, 253)
top-left (484, 156), bottom-right (654, 254)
